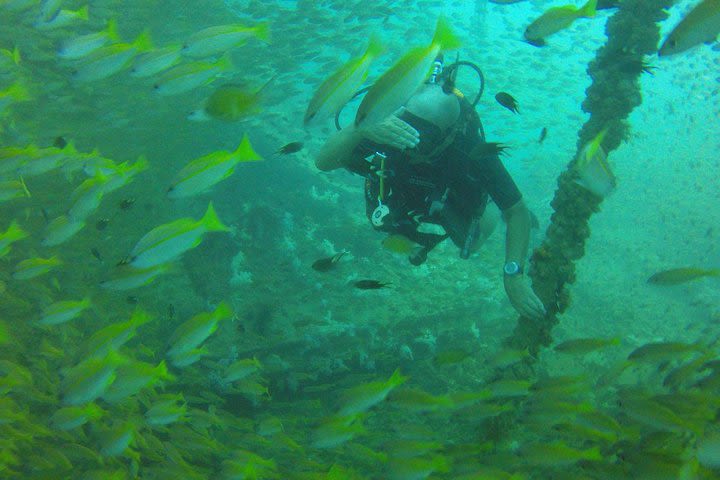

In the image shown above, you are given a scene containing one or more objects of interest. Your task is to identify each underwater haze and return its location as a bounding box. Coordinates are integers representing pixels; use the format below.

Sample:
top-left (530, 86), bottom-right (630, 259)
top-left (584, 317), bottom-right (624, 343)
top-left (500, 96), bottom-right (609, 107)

top-left (1, 0), bottom-right (720, 478)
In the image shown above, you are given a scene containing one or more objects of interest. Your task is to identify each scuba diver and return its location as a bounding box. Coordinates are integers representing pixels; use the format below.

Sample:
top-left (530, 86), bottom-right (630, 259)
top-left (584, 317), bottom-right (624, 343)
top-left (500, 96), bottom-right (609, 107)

top-left (314, 56), bottom-right (546, 319)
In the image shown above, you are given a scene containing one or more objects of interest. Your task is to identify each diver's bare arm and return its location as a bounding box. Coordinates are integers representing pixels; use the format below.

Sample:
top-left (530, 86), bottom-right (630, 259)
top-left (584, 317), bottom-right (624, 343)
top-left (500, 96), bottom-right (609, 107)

top-left (502, 199), bottom-right (532, 270)
top-left (315, 127), bottom-right (366, 171)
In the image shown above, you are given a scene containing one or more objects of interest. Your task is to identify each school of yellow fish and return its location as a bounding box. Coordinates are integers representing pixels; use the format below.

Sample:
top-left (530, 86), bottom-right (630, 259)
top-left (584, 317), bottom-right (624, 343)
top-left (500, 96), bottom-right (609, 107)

top-left (1, 0), bottom-right (719, 479)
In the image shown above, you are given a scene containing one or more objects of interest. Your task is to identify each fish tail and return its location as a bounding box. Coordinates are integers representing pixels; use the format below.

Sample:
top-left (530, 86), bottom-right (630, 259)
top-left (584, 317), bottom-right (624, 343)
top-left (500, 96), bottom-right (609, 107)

top-left (133, 29), bottom-right (154, 52)
top-left (364, 34), bottom-right (385, 59)
top-left (213, 301), bottom-right (233, 321)
top-left (76, 5), bottom-right (89, 21)
top-left (106, 18), bottom-right (120, 43)
top-left (233, 133), bottom-right (263, 162)
top-left (432, 16), bottom-right (462, 51)
top-left (388, 368), bottom-right (409, 387)
top-left (581, 0), bottom-right (598, 18)
top-left (253, 21), bottom-right (271, 44)
top-left (201, 202), bottom-right (230, 232)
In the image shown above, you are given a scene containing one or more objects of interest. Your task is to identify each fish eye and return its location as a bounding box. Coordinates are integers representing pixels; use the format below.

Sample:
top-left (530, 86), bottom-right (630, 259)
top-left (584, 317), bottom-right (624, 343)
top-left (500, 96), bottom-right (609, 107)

top-left (153, 84), bottom-right (159, 90)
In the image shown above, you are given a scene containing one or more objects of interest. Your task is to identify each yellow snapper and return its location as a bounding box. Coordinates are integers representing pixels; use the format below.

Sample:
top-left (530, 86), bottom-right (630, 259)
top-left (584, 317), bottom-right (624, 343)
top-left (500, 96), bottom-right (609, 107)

top-left (222, 357), bottom-right (262, 384)
top-left (553, 337), bottom-right (621, 355)
top-left (152, 54), bottom-right (233, 96)
top-left (304, 35), bottom-right (384, 126)
top-left (519, 441), bottom-right (602, 466)
top-left (0, 80), bottom-right (30, 114)
top-left (169, 346), bottom-right (210, 368)
top-left (190, 78), bottom-right (274, 122)
top-left (128, 202), bottom-right (230, 268)
top-left (524, 0), bottom-right (598, 46)
top-left (647, 267), bottom-right (720, 285)
top-left (0, 179), bottom-right (30, 203)
top-left (166, 301), bottom-right (233, 358)
top-left (68, 172), bottom-right (109, 221)
top-left (98, 420), bottom-right (139, 457)
top-left (37, 297), bottom-right (92, 326)
top-left (145, 394), bottom-right (188, 426)
top-left (130, 44), bottom-right (182, 78)
top-left (311, 414), bottom-right (366, 449)
top-left (339, 368), bottom-right (408, 415)
top-left (101, 155), bottom-right (149, 194)
top-left (35, 4), bottom-right (88, 30)
top-left (57, 18), bottom-right (120, 60)
top-left (355, 17), bottom-right (461, 127)
top-left (574, 127), bottom-right (616, 197)
top-left (101, 360), bottom-right (173, 404)
top-left (167, 133), bottom-right (261, 198)
top-left (99, 263), bottom-right (172, 291)
top-left (12, 255), bottom-right (62, 279)
top-left (62, 350), bottom-right (127, 405)
top-left (17, 141), bottom-right (78, 177)
top-left (50, 403), bottom-right (105, 431)
top-left (85, 309), bottom-right (152, 357)
top-left (42, 214), bottom-right (85, 247)
top-left (659, 0), bottom-right (720, 56)
top-left (182, 22), bottom-right (270, 58)
top-left (72, 30), bottom-right (152, 83)
top-left (0, 220), bottom-right (28, 257)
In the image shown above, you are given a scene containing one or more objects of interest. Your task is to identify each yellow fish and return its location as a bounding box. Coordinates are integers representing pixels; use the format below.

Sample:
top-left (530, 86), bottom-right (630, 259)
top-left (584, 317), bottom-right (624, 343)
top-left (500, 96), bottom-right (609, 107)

top-left (647, 267), bottom-right (720, 285)
top-left (193, 79), bottom-right (274, 122)
top-left (304, 35), bottom-right (384, 126)
top-left (182, 22), bottom-right (270, 58)
top-left (524, 0), bottom-right (598, 46)
top-left (659, 0), bottom-right (720, 56)
top-left (13, 255), bottom-right (63, 280)
top-left (355, 16), bottom-right (461, 126)
top-left (574, 127), bottom-right (616, 197)
top-left (153, 54), bottom-right (233, 96)
top-left (339, 368), bottom-right (408, 415)
top-left (128, 202), bottom-right (230, 268)
top-left (167, 134), bottom-right (262, 198)
top-left (166, 302), bottom-right (233, 358)
top-left (0, 220), bottom-right (27, 257)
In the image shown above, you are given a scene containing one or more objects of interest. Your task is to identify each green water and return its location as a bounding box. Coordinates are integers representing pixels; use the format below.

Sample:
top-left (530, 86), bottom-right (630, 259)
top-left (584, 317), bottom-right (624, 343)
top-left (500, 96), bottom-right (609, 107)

top-left (1, 0), bottom-right (719, 478)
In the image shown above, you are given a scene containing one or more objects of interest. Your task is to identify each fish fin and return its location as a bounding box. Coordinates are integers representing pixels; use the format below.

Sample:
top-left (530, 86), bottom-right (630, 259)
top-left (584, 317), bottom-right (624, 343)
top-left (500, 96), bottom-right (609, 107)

top-left (253, 21), bottom-right (271, 44)
top-left (365, 34), bottom-right (385, 58)
top-left (133, 29), bottom-right (153, 52)
top-left (12, 46), bottom-right (21, 65)
top-left (581, 0), bottom-right (598, 17)
top-left (233, 133), bottom-right (263, 162)
top-left (200, 202), bottom-right (230, 232)
top-left (19, 176), bottom-right (31, 198)
top-left (215, 52), bottom-right (234, 72)
top-left (432, 16), bottom-right (462, 51)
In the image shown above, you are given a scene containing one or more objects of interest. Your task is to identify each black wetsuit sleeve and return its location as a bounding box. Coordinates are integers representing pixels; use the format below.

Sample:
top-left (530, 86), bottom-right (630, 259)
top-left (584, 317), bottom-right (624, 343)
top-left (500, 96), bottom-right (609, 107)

top-left (475, 153), bottom-right (522, 211)
top-left (343, 139), bottom-right (382, 176)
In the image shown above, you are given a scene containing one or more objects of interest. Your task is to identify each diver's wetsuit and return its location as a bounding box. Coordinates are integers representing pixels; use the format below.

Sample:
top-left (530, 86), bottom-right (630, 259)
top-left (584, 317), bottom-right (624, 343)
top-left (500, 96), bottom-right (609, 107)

top-left (344, 101), bottom-right (522, 261)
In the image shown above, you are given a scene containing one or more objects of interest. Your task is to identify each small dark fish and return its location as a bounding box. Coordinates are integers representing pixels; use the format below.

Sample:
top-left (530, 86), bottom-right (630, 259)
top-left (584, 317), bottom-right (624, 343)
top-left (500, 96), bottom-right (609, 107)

top-left (96, 218), bottom-right (109, 230)
top-left (312, 252), bottom-right (346, 272)
top-left (126, 296), bottom-right (139, 305)
top-left (53, 136), bottom-right (67, 149)
top-left (90, 247), bottom-right (102, 261)
top-left (119, 198), bottom-right (136, 210)
top-left (277, 142), bottom-right (303, 155)
top-left (538, 127), bottom-right (547, 144)
top-left (471, 142), bottom-right (509, 158)
top-left (353, 279), bottom-right (390, 290)
top-left (495, 92), bottom-right (519, 113)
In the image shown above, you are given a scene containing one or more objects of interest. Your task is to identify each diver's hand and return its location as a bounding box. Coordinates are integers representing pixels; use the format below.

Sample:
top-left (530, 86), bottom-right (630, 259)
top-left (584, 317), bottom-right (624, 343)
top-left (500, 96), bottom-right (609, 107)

top-left (504, 275), bottom-right (546, 319)
top-left (359, 112), bottom-right (419, 150)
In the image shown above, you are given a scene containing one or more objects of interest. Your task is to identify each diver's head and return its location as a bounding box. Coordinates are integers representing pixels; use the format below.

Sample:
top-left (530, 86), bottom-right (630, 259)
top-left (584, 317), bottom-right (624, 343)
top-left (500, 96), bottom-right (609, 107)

top-left (404, 83), bottom-right (461, 131)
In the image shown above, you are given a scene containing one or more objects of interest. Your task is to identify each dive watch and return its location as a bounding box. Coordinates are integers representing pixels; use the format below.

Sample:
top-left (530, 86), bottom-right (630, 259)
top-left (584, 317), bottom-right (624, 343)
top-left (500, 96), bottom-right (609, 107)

top-left (503, 261), bottom-right (523, 276)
